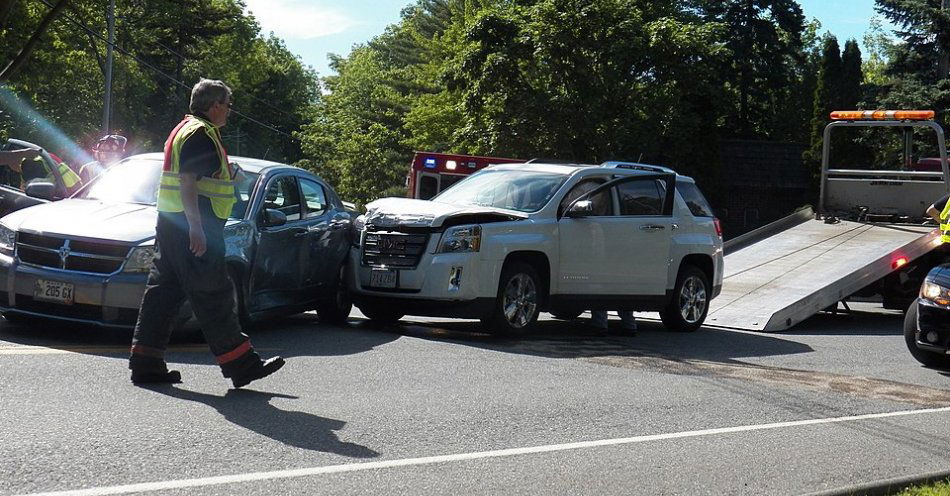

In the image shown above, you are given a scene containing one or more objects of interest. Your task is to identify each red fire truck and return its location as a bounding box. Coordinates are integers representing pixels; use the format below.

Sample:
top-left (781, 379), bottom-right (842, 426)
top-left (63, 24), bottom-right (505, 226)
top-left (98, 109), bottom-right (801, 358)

top-left (406, 151), bottom-right (521, 199)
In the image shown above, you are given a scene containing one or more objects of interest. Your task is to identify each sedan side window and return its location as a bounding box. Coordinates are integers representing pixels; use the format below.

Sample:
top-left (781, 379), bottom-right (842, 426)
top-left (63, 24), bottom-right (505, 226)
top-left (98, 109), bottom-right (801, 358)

top-left (263, 176), bottom-right (302, 222)
top-left (300, 178), bottom-right (327, 218)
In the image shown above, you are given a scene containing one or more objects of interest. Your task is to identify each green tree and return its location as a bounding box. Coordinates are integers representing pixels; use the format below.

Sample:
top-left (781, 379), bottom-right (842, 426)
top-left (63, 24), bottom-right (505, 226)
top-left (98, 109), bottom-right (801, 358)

top-left (691, 0), bottom-right (806, 138)
top-left (805, 35), bottom-right (841, 178)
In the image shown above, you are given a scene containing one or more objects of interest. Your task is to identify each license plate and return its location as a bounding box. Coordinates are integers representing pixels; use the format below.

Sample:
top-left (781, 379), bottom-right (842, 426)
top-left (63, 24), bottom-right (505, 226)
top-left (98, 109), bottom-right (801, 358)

top-left (369, 269), bottom-right (397, 289)
top-left (33, 279), bottom-right (75, 305)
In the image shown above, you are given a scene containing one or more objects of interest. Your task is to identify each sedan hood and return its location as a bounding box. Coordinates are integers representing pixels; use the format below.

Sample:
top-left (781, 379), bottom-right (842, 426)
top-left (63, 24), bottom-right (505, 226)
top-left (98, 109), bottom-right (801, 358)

top-left (929, 263), bottom-right (950, 288)
top-left (364, 198), bottom-right (528, 228)
top-left (1, 199), bottom-right (157, 244)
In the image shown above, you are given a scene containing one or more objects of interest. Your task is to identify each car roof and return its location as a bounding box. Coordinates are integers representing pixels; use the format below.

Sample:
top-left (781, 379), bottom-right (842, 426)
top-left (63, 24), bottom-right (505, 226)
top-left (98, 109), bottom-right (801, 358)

top-left (129, 152), bottom-right (293, 174)
top-left (486, 161), bottom-right (688, 179)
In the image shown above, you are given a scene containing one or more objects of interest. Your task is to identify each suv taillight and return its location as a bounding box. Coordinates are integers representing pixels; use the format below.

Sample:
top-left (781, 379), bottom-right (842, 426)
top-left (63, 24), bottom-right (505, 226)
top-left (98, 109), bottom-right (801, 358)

top-left (714, 218), bottom-right (722, 238)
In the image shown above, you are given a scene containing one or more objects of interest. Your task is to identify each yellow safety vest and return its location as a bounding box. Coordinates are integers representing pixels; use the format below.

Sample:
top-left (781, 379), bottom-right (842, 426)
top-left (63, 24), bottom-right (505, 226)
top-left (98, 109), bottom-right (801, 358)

top-left (56, 161), bottom-right (81, 190)
top-left (940, 200), bottom-right (950, 244)
top-left (157, 115), bottom-right (235, 220)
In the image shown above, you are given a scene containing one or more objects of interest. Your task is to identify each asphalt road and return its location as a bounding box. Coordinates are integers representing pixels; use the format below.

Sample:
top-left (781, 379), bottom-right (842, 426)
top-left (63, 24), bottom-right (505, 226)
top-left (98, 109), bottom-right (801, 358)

top-left (1, 303), bottom-right (948, 496)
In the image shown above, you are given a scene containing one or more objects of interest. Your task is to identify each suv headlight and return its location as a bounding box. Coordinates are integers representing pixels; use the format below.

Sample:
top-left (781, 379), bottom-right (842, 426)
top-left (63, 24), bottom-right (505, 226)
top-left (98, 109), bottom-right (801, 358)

top-left (0, 224), bottom-right (15, 256)
top-left (438, 225), bottom-right (481, 253)
top-left (124, 246), bottom-right (156, 273)
top-left (920, 279), bottom-right (950, 307)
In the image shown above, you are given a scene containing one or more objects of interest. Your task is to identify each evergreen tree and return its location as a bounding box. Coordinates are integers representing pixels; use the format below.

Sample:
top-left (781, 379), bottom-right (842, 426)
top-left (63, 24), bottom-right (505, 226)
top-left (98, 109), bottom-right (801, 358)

top-left (691, 0), bottom-right (806, 138)
top-left (805, 35), bottom-right (841, 179)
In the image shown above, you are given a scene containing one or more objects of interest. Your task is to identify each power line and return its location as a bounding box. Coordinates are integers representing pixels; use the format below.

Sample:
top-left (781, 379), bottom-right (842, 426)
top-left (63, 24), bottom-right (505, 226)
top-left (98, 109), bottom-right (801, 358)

top-left (34, 0), bottom-right (295, 139)
top-left (139, 31), bottom-right (300, 121)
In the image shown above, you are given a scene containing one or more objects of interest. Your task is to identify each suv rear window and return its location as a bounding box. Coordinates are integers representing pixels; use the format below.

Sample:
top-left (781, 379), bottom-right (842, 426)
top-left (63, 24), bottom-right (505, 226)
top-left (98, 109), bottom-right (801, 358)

top-left (677, 181), bottom-right (713, 217)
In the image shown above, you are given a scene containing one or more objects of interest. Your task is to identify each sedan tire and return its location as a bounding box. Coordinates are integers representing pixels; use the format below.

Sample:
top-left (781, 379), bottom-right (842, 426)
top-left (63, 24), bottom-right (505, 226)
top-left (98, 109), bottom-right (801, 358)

top-left (318, 266), bottom-right (353, 324)
top-left (903, 299), bottom-right (950, 369)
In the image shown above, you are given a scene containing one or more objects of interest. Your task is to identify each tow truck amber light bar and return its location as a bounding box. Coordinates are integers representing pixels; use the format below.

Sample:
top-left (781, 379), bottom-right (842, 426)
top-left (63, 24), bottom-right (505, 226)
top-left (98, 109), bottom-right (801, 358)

top-left (830, 110), bottom-right (935, 121)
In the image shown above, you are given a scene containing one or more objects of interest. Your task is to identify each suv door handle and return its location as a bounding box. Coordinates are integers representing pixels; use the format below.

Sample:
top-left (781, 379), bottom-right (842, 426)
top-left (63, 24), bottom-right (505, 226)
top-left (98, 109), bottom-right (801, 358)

top-left (639, 224), bottom-right (665, 231)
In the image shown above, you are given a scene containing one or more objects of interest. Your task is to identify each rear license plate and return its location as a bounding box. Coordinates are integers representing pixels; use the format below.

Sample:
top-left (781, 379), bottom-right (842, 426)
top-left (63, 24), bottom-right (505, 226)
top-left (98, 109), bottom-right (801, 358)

top-left (369, 269), bottom-right (397, 289)
top-left (33, 279), bottom-right (75, 305)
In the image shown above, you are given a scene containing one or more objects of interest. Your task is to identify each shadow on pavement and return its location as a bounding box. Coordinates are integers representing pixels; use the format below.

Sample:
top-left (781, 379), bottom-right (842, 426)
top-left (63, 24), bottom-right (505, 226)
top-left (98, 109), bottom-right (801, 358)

top-left (368, 315), bottom-right (814, 365)
top-left (779, 307), bottom-right (904, 336)
top-left (0, 312), bottom-right (400, 364)
top-left (145, 386), bottom-right (380, 458)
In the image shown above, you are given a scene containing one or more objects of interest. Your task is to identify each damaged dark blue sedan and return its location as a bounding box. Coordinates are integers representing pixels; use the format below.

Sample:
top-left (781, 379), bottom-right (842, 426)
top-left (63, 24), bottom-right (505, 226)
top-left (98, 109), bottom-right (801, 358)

top-left (904, 263), bottom-right (950, 369)
top-left (0, 153), bottom-right (353, 329)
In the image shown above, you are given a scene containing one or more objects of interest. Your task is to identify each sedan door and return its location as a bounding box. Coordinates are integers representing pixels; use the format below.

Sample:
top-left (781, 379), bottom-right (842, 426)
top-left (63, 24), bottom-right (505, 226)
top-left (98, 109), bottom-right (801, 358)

top-left (248, 174), bottom-right (309, 312)
top-left (298, 178), bottom-right (350, 297)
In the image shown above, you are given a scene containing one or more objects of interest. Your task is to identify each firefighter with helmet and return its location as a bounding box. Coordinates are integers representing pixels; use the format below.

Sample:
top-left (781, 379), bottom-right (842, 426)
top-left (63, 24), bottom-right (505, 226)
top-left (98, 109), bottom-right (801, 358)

top-left (78, 134), bottom-right (127, 183)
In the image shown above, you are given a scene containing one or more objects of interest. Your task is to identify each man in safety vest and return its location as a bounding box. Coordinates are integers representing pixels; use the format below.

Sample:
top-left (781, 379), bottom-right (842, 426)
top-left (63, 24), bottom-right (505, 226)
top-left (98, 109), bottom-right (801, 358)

top-left (926, 192), bottom-right (950, 246)
top-left (129, 78), bottom-right (284, 387)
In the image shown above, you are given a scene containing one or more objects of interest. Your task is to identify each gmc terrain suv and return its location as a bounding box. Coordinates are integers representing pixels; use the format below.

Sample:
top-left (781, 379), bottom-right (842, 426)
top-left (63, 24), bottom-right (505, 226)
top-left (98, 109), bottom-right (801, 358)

top-left (349, 161), bottom-right (723, 334)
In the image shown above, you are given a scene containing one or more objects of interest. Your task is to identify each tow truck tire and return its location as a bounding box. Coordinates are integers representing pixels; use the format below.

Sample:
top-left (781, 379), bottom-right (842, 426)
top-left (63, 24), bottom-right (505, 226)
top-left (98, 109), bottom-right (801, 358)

top-left (903, 300), bottom-right (950, 368)
top-left (660, 265), bottom-right (709, 332)
top-left (481, 261), bottom-right (541, 335)
top-left (318, 266), bottom-right (353, 324)
top-left (357, 303), bottom-right (403, 325)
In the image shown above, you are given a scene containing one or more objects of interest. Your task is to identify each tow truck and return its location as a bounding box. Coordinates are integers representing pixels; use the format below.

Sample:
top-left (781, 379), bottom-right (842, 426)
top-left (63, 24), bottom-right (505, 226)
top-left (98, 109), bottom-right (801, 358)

top-left (708, 110), bottom-right (950, 331)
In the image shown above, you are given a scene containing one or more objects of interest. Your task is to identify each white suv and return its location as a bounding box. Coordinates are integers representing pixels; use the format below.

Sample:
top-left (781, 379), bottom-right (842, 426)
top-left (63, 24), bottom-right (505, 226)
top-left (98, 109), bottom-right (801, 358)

top-left (348, 161), bottom-right (723, 334)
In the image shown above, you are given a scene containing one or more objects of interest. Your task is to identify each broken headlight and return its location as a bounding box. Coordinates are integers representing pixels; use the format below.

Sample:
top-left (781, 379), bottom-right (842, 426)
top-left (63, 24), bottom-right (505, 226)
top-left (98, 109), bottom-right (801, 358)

top-left (123, 246), bottom-right (156, 273)
top-left (438, 225), bottom-right (481, 253)
top-left (0, 224), bottom-right (14, 257)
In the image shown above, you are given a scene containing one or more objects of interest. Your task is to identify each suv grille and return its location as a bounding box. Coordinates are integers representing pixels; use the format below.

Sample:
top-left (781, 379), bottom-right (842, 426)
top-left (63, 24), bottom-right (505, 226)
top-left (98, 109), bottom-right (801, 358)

top-left (16, 232), bottom-right (131, 274)
top-left (362, 232), bottom-right (428, 268)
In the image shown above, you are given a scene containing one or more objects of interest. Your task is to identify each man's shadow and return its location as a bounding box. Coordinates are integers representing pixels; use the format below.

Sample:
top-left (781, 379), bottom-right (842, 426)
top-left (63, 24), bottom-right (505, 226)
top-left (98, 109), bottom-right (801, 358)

top-left (149, 386), bottom-right (379, 459)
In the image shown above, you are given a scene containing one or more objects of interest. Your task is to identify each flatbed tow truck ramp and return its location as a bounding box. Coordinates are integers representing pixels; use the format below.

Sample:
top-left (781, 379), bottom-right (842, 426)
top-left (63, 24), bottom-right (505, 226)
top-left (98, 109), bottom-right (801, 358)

top-left (708, 110), bottom-right (949, 332)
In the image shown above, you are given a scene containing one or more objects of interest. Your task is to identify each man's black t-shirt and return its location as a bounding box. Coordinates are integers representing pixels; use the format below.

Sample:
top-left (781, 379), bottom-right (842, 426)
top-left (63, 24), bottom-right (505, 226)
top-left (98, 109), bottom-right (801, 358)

top-left (935, 193), bottom-right (950, 213)
top-left (162, 115), bottom-right (227, 238)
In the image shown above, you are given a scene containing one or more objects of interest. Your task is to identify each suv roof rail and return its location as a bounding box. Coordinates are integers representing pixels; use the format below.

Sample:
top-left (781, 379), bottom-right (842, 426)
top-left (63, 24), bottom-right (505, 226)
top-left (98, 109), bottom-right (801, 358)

top-left (525, 157), bottom-right (579, 165)
top-left (601, 161), bottom-right (676, 174)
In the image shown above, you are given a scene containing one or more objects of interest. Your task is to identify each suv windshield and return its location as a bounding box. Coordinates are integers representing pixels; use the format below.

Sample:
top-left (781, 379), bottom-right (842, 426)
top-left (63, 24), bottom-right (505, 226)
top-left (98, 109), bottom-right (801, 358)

top-left (79, 157), bottom-right (259, 219)
top-left (432, 169), bottom-right (567, 212)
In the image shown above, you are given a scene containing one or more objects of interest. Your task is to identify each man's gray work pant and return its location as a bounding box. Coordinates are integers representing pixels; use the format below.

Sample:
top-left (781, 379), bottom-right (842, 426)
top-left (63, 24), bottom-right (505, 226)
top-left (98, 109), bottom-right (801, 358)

top-left (129, 213), bottom-right (261, 377)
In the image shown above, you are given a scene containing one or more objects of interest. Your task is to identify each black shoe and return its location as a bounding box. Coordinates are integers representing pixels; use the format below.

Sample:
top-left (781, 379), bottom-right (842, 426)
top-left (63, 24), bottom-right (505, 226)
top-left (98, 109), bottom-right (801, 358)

top-left (131, 369), bottom-right (182, 385)
top-left (231, 356), bottom-right (285, 389)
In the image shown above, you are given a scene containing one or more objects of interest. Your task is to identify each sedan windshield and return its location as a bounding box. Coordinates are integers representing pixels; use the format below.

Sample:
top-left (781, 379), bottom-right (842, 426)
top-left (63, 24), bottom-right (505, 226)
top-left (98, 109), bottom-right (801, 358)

top-left (432, 169), bottom-right (567, 213)
top-left (79, 157), bottom-right (259, 219)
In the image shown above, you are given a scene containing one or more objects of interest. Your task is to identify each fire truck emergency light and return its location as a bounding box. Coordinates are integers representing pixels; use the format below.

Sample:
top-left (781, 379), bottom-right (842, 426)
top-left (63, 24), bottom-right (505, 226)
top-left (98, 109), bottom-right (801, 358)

top-left (830, 110), bottom-right (935, 121)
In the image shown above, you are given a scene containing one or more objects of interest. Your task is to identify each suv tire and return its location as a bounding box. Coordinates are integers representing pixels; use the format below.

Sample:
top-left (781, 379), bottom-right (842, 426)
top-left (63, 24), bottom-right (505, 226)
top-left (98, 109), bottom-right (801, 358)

top-left (904, 300), bottom-right (950, 368)
top-left (661, 265), bottom-right (709, 332)
top-left (481, 261), bottom-right (541, 335)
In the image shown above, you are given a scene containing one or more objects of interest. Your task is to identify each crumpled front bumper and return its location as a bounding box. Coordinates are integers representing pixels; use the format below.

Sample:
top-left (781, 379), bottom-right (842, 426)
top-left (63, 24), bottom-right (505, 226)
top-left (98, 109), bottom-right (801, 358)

top-left (0, 254), bottom-right (148, 328)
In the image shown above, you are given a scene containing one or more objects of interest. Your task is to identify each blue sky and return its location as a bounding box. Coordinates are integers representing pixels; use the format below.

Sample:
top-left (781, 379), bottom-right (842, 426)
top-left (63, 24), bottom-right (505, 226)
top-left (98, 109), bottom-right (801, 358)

top-left (244, 0), bottom-right (894, 78)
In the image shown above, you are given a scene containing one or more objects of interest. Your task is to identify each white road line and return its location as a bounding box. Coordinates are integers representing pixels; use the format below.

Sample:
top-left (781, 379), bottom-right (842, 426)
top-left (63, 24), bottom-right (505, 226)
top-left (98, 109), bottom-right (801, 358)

top-left (20, 406), bottom-right (950, 496)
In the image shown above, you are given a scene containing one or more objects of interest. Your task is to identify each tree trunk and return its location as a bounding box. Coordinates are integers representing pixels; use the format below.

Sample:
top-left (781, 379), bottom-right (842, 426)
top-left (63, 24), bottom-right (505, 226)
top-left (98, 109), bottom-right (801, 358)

top-left (0, 0), bottom-right (69, 82)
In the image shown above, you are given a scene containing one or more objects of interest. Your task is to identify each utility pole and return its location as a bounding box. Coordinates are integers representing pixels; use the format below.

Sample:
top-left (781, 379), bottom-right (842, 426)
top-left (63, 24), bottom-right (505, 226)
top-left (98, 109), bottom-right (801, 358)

top-left (102, 0), bottom-right (115, 134)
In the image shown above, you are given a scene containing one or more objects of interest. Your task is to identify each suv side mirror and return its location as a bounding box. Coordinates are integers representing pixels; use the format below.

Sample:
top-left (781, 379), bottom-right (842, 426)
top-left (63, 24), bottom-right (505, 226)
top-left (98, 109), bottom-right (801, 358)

top-left (25, 181), bottom-right (56, 201)
top-left (261, 208), bottom-right (287, 228)
top-left (566, 200), bottom-right (594, 218)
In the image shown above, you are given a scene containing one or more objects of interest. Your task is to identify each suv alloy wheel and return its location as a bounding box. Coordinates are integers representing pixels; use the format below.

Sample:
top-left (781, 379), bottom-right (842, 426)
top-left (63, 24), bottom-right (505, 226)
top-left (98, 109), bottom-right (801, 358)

top-left (661, 265), bottom-right (709, 332)
top-left (482, 261), bottom-right (541, 335)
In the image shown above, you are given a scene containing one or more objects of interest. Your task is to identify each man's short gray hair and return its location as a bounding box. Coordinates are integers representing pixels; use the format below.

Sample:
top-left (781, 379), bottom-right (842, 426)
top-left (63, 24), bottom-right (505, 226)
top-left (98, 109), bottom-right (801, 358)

top-left (189, 78), bottom-right (231, 114)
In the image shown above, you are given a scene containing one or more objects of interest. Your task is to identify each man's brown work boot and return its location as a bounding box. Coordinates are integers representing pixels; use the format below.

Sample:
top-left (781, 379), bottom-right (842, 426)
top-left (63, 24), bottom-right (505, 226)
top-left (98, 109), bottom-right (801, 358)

top-left (231, 356), bottom-right (285, 389)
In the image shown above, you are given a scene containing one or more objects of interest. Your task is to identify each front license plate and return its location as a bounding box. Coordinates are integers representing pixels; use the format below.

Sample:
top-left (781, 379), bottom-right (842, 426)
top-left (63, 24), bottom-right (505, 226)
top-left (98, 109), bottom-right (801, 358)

top-left (33, 279), bottom-right (75, 305)
top-left (369, 270), bottom-right (397, 289)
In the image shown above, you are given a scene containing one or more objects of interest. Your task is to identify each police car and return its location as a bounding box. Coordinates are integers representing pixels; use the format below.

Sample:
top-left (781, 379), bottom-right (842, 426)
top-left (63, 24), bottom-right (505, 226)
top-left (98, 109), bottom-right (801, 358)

top-left (349, 160), bottom-right (723, 334)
